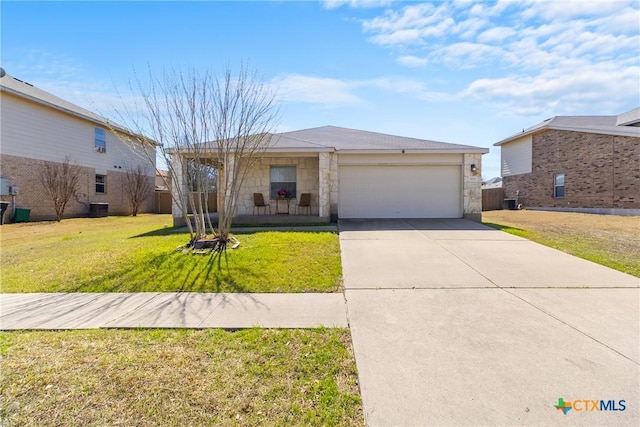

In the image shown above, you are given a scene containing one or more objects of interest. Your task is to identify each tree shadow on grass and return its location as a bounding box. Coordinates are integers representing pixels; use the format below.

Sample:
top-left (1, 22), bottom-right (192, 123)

top-left (129, 227), bottom-right (188, 238)
top-left (178, 250), bottom-right (252, 293)
top-left (65, 249), bottom-right (251, 294)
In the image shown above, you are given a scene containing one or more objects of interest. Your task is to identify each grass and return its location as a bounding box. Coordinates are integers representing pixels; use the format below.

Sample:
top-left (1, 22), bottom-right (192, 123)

top-left (0, 328), bottom-right (363, 426)
top-left (483, 210), bottom-right (640, 278)
top-left (0, 215), bottom-right (342, 293)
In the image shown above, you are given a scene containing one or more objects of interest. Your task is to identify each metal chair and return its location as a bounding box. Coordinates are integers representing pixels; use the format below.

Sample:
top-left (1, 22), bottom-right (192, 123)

top-left (253, 193), bottom-right (271, 215)
top-left (296, 193), bottom-right (311, 215)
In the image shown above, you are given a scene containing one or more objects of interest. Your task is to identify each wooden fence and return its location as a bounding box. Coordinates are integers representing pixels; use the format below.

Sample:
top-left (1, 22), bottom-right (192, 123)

top-left (482, 188), bottom-right (504, 211)
top-left (155, 191), bottom-right (217, 214)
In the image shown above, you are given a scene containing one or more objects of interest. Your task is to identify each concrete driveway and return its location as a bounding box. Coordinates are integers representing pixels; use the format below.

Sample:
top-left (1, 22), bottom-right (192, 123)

top-left (340, 219), bottom-right (639, 426)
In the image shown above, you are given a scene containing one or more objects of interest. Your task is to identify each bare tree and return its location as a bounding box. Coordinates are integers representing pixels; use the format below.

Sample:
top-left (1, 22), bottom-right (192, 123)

top-left (38, 156), bottom-right (81, 222)
top-left (124, 164), bottom-right (153, 216)
top-left (113, 65), bottom-right (279, 251)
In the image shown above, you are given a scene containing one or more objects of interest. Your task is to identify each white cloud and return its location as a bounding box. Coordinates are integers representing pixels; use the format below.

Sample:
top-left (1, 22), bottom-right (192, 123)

top-left (322, 0), bottom-right (393, 9)
top-left (477, 26), bottom-right (517, 43)
top-left (272, 74), bottom-right (363, 106)
top-left (593, 6), bottom-right (640, 34)
top-left (454, 16), bottom-right (489, 40)
top-left (350, 0), bottom-right (639, 116)
top-left (358, 76), bottom-right (452, 101)
top-left (430, 42), bottom-right (507, 68)
top-left (370, 28), bottom-right (426, 46)
top-left (271, 73), bottom-right (454, 107)
top-left (362, 2), bottom-right (453, 42)
top-left (520, 0), bottom-right (634, 20)
top-left (358, 0), bottom-right (639, 70)
top-left (464, 61), bottom-right (640, 116)
top-left (396, 55), bottom-right (428, 67)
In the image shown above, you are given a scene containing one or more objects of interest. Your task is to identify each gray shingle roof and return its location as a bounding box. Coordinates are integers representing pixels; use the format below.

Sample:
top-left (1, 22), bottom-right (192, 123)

top-left (495, 108), bottom-right (640, 146)
top-left (273, 126), bottom-right (487, 153)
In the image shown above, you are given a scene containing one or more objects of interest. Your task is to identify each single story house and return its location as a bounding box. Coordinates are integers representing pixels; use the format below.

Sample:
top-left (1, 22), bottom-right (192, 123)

top-left (0, 69), bottom-right (156, 221)
top-left (171, 126), bottom-right (488, 224)
top-left (494, 108), bottom-right (640, 214)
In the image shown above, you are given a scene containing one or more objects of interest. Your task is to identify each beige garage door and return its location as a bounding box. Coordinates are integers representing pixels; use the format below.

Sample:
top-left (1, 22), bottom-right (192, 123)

top-left (338, 165), bottom-right (462, 218)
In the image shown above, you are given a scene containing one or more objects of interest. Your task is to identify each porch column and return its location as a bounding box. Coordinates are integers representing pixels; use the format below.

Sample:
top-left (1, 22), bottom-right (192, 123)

top-left (171, 154), bottom-right (188, 227)
top-left (318, 152), bottom-right (330, 219)
top-left (463, 153), bottom-right (483, 222)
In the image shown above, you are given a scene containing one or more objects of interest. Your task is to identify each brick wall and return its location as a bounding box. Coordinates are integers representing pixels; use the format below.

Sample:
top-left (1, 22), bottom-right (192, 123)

top-left (0, 154), bottom-right (155, 221)
top-left (503, 130), bottom-right (639, 209)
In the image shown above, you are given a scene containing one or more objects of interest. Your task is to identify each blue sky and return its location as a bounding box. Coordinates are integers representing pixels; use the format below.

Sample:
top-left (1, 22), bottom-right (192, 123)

top-left (2, 0), bottom-right (639, 179)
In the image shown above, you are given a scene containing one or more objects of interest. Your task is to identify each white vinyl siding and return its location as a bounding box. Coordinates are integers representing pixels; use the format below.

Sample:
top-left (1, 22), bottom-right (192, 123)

top-left (0, 93), bottom-right (155, 176)
top-left (338, 165), bottom-right (462, 218)
top-left (501, 136), bottom-right (532, 176)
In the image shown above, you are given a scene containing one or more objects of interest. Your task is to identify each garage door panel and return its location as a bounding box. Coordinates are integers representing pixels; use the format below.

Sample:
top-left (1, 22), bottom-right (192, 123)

top-left (339, 165), bottom-right (461, 218)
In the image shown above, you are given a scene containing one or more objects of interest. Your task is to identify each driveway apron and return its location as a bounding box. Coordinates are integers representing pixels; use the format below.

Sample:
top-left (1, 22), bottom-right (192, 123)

top-left (340, 219), bottom-right (639, 426)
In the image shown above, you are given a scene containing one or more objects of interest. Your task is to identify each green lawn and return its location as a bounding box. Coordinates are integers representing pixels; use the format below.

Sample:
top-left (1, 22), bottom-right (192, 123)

top-left (0, 328), bottom-right (363, 426)
top-left (0, 215), bottom-right (342, 293)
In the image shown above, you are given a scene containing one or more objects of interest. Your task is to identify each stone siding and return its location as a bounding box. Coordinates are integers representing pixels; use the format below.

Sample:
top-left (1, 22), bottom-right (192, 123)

top-left (463, 153), bottom-right (483, 221)
top-left (0, 154), bottom-right (154, 221)
top-left (503, 130), bottom-right (639, 209)
top-left (236, 156), bottom-right (320, 215)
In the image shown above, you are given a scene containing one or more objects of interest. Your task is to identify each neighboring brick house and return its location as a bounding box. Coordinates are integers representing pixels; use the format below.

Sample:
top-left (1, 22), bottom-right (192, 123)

top-left (0, 70), bottom-right (156, 222)
top-left (494, 108), bottom-right (640, 214)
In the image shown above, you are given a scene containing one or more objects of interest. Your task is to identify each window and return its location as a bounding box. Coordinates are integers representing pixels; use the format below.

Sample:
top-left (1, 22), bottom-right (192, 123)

top-left (270, 166), bottom-right (296, 199)
top-left (95, 128), bottom-right (106, 153)
top-left (96, 174), bottom-right (106, 194)
top-left (554, 173), bottom-right (565, 198)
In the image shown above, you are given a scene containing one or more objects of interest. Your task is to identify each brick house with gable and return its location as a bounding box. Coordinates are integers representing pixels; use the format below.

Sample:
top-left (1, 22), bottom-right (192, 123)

top-left (494, 108), bottom-right (640, 214)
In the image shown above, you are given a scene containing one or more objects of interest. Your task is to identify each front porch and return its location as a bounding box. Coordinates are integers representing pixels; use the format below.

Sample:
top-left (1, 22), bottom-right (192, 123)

top-left (172, 151), bottom-right (336, 227)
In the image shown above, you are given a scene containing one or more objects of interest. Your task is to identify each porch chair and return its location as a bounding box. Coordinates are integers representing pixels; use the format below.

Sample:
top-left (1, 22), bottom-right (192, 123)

top-left (253, 193), bottom-right (271, 215)
top-left (296, 193), bottom-right (312, 215)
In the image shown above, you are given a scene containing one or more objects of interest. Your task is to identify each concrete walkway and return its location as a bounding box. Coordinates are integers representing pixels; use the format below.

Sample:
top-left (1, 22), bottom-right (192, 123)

top-left (340, 219), bottom-right (639, 426)
top-left (0, 293), bottom-right (348, 329)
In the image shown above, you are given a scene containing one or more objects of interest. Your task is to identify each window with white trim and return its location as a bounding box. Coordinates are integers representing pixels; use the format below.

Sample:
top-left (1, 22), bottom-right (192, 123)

top-left (96, 174), bottom-right (106, 194)
top-left (554, 173), bottom-right (565, 198)
top-left (95, 128), bottom-right (106, 153)
top-left (270, 166), bottom-right (296, 199)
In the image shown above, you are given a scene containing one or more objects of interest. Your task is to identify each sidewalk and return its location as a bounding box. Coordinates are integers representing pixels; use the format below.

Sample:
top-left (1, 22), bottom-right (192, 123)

top-left (0, 292), bottom-right (348, 330)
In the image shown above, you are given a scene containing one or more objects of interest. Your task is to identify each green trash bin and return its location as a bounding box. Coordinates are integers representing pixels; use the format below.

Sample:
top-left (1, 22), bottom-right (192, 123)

top-left (13, 207), bottom-right (31, 223)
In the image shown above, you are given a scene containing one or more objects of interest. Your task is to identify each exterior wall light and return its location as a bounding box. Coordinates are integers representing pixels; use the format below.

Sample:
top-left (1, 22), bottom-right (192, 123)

top-left (470, 164), bottom-right (477, 173)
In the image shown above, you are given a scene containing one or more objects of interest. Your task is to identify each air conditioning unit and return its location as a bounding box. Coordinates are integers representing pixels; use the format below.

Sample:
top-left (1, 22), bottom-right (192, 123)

top-left (96, 146), bottom-right (106, 153)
